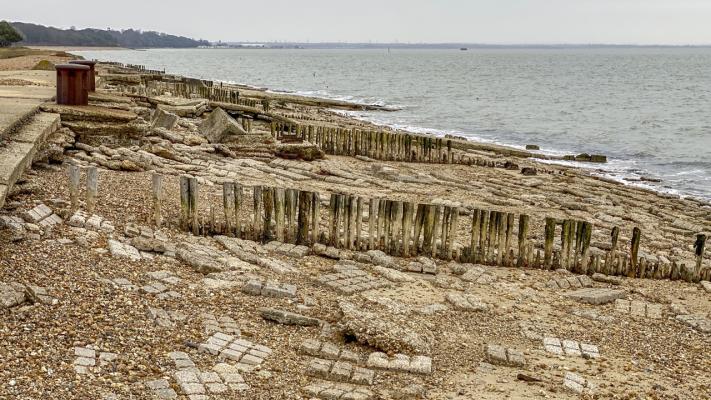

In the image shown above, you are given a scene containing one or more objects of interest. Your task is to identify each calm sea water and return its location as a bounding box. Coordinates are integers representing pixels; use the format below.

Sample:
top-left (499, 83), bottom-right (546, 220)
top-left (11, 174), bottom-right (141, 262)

top-left (74, 48), bottom-right (711, 201)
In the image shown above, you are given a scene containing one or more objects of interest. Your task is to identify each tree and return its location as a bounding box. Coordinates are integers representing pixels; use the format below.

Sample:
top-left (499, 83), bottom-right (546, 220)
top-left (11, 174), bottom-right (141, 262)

top-left (0, 21), bottom-right (23, 47)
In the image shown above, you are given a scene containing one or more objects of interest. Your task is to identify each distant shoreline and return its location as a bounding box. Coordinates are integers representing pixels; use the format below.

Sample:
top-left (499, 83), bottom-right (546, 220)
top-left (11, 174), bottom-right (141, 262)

top-left (28, 45), bottom-right (128, 52)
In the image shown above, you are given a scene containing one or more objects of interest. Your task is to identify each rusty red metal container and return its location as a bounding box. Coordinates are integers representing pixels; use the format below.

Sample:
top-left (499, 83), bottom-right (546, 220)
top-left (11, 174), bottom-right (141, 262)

top-left (68, 60), bottom-right (97, 91)
top-left (55, 64), bottom-right (89, 106)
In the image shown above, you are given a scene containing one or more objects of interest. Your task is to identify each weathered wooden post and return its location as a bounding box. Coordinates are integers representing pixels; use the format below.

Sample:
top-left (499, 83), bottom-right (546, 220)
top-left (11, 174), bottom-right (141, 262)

top-left (469, 210), bottom-right (481, 262)
top-left (152, 173), bottom-right (163, 228)
top-left (311, 192), bottom-right (320, 244)
top-left (479, 210), bottom-right (490, 262)
top-left (496, 212), bottom-right (506, 266)
top-left (445, 206), bottom-right (459, 260)
top-left (86, 166), bottom-right (98, 214)
top-left (222, 182), bottom-right (235, 236)
top-left (609, 226), bottom-right (620, 273)
top-left (179, 175), bottom-right (190, 231)
top-left (487, 211), bottom-right (498, 264)
top-left (329, 193), bottom-right (340, 246)
top-left (68, 164), bottom-right (81, 214)
top-left (233, 183), bottom-right (243, 237)
top-left (544, 217), bottom-right (556, 268)
top-left (297, 190), bottom-right (312, 245)
top-left (504, 213), bottom-right (514, 266)
top-left (188, 177), bottom-right (199, 235)
top-left (402, 202), bottom-right (414, 257)
top-left (262, 187), bottom-right (274, 241)
top-left (252, 186), bottom-right (264, 240)
top-left (369, 198), bottom-right (379, 250)
top-left (355, 197), bottom-right (364, 250)
top-left (284, 189), bottom-right (297, 242)
top-left (630, 227), bottom-right (641, 277)
top-left (274, 188), bottom-right (285, 241)
top-left (413, 204), bottom-right (425, 254)
top-left (517, 214), bottom-right (530, 267)
top-left (391, 201), bottom-right (403, 254)
top-left (694, 234), bottom-right (706, 275)
top-left (580, 222), bottom-right (592, 273)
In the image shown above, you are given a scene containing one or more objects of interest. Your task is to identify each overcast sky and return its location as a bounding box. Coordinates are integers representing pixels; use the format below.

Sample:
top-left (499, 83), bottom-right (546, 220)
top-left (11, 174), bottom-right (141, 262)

top-left (4, 0), bottom-right (711, 45)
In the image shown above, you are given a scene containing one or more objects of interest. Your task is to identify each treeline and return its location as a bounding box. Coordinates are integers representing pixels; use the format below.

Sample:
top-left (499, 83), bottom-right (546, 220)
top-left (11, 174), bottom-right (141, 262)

top-left (10, 22), bottom-right (209, 48)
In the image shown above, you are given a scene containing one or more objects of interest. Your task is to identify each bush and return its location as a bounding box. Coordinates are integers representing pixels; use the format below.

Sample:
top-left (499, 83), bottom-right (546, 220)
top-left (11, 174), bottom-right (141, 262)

top-left (0, 21), bottom-right (23, 47)
top-left (32, 60), bottom-right (55, 71)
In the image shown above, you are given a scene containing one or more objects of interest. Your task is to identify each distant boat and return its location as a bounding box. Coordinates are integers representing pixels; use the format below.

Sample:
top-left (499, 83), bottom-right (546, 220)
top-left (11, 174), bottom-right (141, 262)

top-left (460, 47), bottom-right (468, 51)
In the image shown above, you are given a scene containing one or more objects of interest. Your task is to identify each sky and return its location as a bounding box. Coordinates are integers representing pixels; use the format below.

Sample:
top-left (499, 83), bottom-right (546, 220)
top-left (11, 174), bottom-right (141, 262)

top-left (4, 0), bottom-right (711, 45)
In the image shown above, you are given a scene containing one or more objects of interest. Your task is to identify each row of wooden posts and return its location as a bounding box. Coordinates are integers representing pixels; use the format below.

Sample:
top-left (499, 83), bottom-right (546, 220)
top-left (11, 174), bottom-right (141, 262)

top-left (270, 123), bottom-right (460, 163)
top-left (60, 166), bottom-right (708, 283)
top-left (141, 79), bottom-right (261, 108)
top-left (167, 174), bottom-right (710, 283)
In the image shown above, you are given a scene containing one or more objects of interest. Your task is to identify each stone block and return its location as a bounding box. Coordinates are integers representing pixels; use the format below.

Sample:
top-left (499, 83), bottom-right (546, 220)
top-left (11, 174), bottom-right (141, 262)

top-left (565, 288), bottom-right (625, 304)
top-left (486, 344), bottom-right (525, 367)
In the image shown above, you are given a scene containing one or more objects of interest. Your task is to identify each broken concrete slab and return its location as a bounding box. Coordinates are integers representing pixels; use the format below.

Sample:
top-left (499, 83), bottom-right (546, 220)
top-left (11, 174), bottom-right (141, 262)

top-left (199, 107), bottom-right (248, 144)
top-left (565, 288), bottom-right (626, 305)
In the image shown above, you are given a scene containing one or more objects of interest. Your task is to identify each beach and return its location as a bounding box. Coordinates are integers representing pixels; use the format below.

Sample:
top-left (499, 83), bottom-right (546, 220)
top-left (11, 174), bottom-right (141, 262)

top-left (0, 58), bottom-right (709, 399)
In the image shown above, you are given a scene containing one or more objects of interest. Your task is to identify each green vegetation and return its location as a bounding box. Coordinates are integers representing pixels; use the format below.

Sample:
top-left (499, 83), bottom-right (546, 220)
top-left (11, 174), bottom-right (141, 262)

top-left (32, 60), bottom-right (55, 70)
top-left (10, 22), bottom-right (209, 48)
top-left (0, 21), bottom-right (23, 47)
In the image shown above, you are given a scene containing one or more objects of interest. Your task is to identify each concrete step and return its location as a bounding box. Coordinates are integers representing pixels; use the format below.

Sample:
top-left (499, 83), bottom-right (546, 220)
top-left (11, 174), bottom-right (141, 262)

top-left (0, 98), bottom-right (40, 141)
top-left (0, 112), bottom-right (60, 209)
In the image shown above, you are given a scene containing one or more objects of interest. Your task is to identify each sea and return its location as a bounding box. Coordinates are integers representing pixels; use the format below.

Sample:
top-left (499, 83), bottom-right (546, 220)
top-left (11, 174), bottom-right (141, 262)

top-left (73, 48), bottom-right (711, 201)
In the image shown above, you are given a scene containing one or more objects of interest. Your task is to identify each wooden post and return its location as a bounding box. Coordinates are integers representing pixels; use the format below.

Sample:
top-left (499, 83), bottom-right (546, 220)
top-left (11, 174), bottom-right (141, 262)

top-left (630, 227), bottom-right (641, 277)
top-left (285, 189), bottom-right (298, 242)
top-left (391, 201), bottom-right (403, 254)
top-left (422, 205), bottom-right (435, 256)
top-left (469, 209), bottom-right (481, 262)
top-left (188, 176), bottom-right (199, 235)
top-left (233, 183), bottom-right (243, 237)
top-left (345, 196), bottom-right (355, 249)
top-left (439, 206), bottom-right (450, 259)
top-left (695, 234), bottom-right (707, 273)
top-left (355, 197), bottom-right (364, 250)
top-left (479, 210), bottom-right (490, 262)
top-left (330, 193), bottom-right (341, 246)
top-left (86, 166), bottom-right (98, 214)
top-left (544, 217), bottom-right (556, 269)
top-left (223, 182), bottom-right (235, 236)
top-left (496, 212), bottom-right (506, 266)
top-left (580, 222), bottom-right (592, 273)
top-left (152, 173), bottom-right (162, 228)
top-left (431, 205), bottom-right (442, 256)
top-left (311, 192), bottom-right (321, 244)
top-left (338, 194), bottom-right (347, 247)
top-left (518, 214), bottom-right (530, 267)
top-left (179, 175), bottom-right (190, 231)
top-left (262, 187), bottom-right (274, 241)
top-left (560, 220), bottom-right (572, 270)
top-left (274, 188), bottom-right (285, 241)
top-left (252, 186), bottom-right (263, 240)
top-left (402, 202), bottom-right (414, 257)
top-left (445, 206), bottom-right (459, 260)
top-left (413, 203), bottom-right (425, 254)
top-left (487, 211), bottom-right (498, 264)
top-left (297, 190), bottom-right (312, 245)
top-left (377, 198), bottom-right (387, 249)
top-left (504, 213), bottom-right (514, 266)
top-left (369, 198), bottom-right (379, 250)
top-left (609, 226), bottom-right (620, 267)
top-left (68, 164), bottom-right (80, 214)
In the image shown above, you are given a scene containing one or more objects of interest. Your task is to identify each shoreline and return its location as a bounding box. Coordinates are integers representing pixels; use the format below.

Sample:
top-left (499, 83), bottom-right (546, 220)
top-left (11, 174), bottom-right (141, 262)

top-left (72, 49), bottom-right (711, 204)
